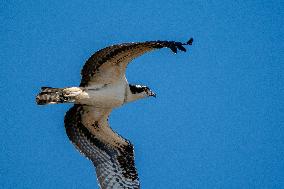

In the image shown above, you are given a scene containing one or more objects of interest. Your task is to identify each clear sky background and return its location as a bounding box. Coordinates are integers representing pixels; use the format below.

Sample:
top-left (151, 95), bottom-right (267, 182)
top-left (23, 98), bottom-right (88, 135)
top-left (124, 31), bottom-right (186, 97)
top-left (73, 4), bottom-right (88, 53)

top-left (1, 1), bottom-right (283, 188)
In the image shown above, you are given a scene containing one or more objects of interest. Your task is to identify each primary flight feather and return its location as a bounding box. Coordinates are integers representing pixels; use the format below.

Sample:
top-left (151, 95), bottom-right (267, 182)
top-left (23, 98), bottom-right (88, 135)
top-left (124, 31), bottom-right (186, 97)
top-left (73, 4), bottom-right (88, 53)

top-left (36, 38), bottom-right (193, 189)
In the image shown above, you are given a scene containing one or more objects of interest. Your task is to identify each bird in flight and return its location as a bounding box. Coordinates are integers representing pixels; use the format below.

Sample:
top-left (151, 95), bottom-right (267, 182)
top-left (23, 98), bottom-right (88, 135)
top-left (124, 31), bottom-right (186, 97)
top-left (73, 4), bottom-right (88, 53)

top-left (36, 38), bottom-right (193, 189)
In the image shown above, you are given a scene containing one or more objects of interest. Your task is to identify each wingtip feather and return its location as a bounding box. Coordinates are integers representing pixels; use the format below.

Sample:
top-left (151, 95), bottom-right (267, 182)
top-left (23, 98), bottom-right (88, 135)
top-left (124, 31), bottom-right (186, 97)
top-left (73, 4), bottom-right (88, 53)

top-left (187, 38), bottom-right (193, 45)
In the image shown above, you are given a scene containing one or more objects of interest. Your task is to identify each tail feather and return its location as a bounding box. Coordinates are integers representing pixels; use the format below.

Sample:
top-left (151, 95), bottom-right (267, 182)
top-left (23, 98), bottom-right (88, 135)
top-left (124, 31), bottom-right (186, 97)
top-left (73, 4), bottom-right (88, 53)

top-left (36, 87), bottom-right (67, 105)
top-left (36, 86), bottom-right (84, 105)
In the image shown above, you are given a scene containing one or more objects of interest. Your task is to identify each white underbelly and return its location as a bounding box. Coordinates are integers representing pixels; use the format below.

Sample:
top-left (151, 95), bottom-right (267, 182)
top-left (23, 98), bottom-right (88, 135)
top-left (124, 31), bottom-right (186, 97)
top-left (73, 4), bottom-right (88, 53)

top-left (76, 83), bottom-right (126, 108)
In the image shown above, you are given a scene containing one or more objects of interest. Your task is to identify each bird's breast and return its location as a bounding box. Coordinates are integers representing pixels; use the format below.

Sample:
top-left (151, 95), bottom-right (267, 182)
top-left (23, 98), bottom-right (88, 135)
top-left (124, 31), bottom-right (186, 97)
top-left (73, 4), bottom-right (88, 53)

top-left (77, 83), bottom-right (126, 108)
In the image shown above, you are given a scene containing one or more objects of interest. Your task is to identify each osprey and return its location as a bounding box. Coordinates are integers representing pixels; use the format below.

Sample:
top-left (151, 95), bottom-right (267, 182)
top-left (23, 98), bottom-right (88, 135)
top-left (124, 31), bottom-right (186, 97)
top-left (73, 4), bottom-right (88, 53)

top-left (36, 38), bottom-right (193, 189)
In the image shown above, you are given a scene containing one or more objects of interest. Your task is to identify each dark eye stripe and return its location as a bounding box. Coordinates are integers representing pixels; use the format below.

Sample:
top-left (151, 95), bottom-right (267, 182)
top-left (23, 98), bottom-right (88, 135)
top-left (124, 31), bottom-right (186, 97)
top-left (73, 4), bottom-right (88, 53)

top-left (129, 84), bottom-right (148, 94)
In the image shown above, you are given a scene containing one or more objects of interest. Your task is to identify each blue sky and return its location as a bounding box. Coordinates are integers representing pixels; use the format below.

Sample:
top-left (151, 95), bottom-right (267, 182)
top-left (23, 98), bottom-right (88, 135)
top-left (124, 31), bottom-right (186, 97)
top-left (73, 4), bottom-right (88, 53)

top-left (1, 1), bottom-right (283, 188)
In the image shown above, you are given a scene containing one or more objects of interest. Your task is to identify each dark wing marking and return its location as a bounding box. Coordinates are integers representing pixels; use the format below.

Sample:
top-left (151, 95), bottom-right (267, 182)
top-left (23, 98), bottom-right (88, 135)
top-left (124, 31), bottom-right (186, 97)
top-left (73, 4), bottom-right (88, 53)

top-left (80, 38), bottom-right (193, 86)
top-left (64, 105), bottom-right (140, 189)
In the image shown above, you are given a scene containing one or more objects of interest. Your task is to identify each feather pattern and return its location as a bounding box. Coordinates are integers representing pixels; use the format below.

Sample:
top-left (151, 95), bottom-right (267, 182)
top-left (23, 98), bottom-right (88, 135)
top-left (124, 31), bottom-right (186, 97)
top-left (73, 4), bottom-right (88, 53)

top-left (80, 39), bottom-right (193, 87)
top-left (64, 105), bottom-right (140, 189)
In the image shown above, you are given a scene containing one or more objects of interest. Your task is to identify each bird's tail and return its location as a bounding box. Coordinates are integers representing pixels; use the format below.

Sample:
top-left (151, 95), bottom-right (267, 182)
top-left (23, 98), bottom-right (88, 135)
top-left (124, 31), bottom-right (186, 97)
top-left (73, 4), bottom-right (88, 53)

top-left (36, 87), bottom-right (82, 105)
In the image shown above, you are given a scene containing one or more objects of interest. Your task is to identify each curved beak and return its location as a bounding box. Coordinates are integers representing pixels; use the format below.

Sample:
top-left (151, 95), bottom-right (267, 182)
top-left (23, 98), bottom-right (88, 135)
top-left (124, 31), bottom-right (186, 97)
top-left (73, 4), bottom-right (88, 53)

top-left (149, 91), bottom-right (156, 98)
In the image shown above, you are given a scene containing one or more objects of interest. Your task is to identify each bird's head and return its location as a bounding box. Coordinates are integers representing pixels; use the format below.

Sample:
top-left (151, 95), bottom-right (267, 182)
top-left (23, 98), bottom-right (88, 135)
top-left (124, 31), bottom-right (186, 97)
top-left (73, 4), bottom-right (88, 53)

top-left (128, 84), bottom-right (156, 102)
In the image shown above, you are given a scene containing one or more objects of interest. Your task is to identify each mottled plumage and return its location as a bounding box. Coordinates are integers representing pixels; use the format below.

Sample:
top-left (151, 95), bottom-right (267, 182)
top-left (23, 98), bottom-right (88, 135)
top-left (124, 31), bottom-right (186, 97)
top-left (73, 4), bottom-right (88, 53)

top-left (36, 38), bottom-right (193, 189)
top-left (65, 105), bottom-right (139, 188)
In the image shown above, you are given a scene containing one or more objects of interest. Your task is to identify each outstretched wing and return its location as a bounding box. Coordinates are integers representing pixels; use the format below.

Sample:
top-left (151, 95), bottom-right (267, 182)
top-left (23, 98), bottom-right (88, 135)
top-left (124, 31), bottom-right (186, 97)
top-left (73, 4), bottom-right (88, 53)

top-left (64, 105), bottom-right (139, 189)
top-left (80, 38), bottom-right (193, 87)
